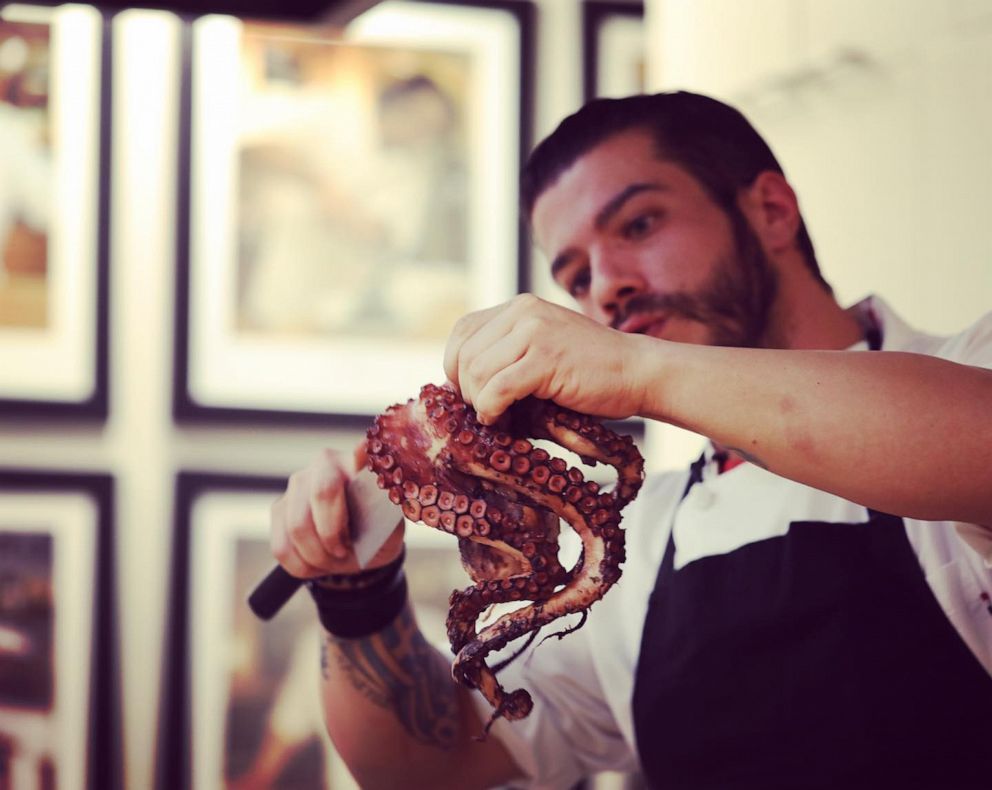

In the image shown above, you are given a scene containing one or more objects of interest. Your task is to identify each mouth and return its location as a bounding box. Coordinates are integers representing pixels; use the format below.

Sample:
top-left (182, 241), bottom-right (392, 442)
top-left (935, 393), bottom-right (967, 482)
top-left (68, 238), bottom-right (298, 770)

top-left (616, 313), bottom-right (668, 336)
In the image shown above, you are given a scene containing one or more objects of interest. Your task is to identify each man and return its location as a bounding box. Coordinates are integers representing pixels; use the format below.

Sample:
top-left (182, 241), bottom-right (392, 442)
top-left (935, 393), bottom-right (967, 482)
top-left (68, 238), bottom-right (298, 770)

top-left (270, 92), bottom-right (992, 788)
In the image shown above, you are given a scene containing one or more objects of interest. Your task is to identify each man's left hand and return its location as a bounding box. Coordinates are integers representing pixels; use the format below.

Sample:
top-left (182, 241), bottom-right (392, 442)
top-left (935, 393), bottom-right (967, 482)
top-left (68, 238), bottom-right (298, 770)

top-left (442, 293), bottom-right (648, 424)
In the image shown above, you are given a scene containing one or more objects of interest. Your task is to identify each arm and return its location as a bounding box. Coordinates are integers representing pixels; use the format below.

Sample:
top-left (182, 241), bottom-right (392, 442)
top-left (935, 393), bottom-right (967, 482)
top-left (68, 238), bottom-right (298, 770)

top-left (270, 448), bottom-right (523, 789)
top-left (639, 339), bottom-right (992, 525)
top-left (318, 602), bottom-right (520, 789)
top-left (444, 294), bottom-right (992, 526)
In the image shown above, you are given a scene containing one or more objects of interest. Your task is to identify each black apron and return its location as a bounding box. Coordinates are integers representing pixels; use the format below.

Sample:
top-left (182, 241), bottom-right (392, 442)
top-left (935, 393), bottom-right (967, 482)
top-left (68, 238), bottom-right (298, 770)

top-left (632, 446), bottom-right (992, 788)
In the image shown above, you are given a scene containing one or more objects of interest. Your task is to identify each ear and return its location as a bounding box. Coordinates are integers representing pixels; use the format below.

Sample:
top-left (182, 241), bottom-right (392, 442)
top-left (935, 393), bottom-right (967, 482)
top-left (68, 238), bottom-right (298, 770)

top-left (737, 171), bottom-right (801, 256)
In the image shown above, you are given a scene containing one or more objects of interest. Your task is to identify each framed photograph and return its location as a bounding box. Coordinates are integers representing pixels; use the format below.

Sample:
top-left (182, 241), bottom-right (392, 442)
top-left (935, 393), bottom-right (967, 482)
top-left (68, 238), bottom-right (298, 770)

top-left (0, 4), bottom-right (111, 418)
top-left (159, 471), bottom-right (471, 789)
top-left (175, 0), bottom-right (535, 425)
top-left (0, 470), bottom-right (120, 790)
top-left (582, 1), bottom-right (645, 101)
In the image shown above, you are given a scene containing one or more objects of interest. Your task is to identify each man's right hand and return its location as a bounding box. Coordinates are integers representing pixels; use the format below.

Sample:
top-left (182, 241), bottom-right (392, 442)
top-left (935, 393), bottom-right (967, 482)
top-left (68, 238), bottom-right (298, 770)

top-left (269, 445), bottom-right (404, 578)
top-left (270, 445), bottom-right (526, 790)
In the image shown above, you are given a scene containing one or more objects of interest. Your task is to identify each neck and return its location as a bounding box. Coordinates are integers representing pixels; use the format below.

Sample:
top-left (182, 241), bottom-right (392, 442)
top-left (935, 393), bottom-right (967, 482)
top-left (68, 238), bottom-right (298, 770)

top-left (763, 267), bottom-right (863, 351)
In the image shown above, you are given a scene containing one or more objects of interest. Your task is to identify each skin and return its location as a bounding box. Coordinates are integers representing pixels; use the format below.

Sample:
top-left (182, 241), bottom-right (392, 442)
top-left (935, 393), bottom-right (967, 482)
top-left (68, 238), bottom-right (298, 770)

top-left (271, 127), bottom-right (992, 788)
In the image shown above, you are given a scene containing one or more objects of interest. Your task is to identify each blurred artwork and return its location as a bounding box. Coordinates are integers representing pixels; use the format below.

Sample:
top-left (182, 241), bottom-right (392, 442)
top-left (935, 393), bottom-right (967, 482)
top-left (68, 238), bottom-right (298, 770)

top-left (225, 537), bottom-right (326, 789)
top-left (235, 26), bottom-right (471, 342)
top-left (222, 534), bottom-right (466, 789)
top-left (0, 531), bottom-right (56, 790)
top-left (587, 3), bottom-right (645, 100)
top-left (184, 4), bottom-right (524, 416)
top-left (0, 18), bottom-right (52, 330)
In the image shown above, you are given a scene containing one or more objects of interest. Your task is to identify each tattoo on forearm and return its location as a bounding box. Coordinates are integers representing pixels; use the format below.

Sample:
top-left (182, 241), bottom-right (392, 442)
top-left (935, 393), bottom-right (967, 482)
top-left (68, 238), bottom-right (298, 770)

top-left (725, 446), bottom-right (769, 470)
top-left (322, 605), bottom-right (460, 749)
top-left (320, 636), bottom-right (330, 681)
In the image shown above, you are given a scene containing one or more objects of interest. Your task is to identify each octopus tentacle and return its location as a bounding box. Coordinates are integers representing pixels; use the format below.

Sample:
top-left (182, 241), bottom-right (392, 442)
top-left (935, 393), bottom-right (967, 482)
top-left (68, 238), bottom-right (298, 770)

top-left (535, 609), bottom-right (588, 648)
top-left (446, 574), bottom-right (553, 721)
top-left (491, 629), bottom-right (540, 674)
top-left (368, 383), bottom-right (643, 728)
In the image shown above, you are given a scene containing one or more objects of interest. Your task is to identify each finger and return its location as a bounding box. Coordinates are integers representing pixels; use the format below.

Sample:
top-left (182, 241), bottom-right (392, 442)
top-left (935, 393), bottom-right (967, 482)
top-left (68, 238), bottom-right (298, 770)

top-left (459, 328), bottom-right (530, 422)
top-left (283, 470), bottom-right (340, 569)
top-left (287, 495), bottom-right (341, 569)
top-left (474, 352), bottom-right (547, 425)
top-left (353, 439), bottom-right (369, 473)
top-left (307, 453), bottom-right (354, 559)
top-left (310, 479), bottom-right (351, 560)
top-left (443, 303), bottom-right (505, 392)
top-left (455, 317), bottom-right (524, 409)
top-left (270, 497), bottom-right (328, 578)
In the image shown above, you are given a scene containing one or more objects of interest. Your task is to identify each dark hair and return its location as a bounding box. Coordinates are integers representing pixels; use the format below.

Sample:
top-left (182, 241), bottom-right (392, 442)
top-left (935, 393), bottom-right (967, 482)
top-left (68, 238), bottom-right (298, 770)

top-left (521, 91), bottom-right (827, 288)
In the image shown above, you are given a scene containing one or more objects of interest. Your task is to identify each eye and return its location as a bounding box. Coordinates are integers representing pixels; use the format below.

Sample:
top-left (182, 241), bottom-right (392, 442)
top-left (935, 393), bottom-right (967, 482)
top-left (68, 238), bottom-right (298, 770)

top-left (566, 267), bottom-right (591, 298)
top-left (621, 211), bottom-right (660, 241)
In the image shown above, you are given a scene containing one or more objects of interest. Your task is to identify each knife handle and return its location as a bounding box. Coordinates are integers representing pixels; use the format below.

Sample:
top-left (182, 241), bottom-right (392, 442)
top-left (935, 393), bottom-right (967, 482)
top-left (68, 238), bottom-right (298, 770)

top-left (248, 565), bottom-right (304, 621)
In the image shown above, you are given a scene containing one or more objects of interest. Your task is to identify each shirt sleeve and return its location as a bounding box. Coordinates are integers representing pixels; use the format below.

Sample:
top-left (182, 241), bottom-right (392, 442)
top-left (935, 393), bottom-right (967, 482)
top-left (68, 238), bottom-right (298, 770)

top-left (938, 310), bottom-right (992, 370)
top-left (470, 613), bottom-right (638, 789)
top-left (955, 522), bottom-right (992, 568)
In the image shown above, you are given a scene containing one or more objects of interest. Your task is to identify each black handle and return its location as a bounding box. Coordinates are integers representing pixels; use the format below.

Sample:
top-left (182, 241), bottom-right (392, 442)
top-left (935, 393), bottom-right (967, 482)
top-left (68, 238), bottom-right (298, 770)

top-left (248, 565), bottom-right (304, 621)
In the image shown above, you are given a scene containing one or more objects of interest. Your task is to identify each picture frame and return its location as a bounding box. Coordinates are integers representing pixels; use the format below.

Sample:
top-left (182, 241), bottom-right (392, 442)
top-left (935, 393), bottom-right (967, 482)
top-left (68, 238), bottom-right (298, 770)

top-left (0, 4), bottom-right (111, 419)
top-left (175, 0), bottom-right (535, 426)
top-left (0, 469), bottom-right (120, 790)
top-left (159, 471), bottom-right (470, 789)
top-left (582, 1), bottom-right (645, 102)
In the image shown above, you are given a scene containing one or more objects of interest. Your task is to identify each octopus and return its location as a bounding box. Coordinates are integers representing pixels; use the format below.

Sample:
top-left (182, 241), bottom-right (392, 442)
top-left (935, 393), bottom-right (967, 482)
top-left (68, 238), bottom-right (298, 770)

top-left (366, 383), bottom-right (644, 730)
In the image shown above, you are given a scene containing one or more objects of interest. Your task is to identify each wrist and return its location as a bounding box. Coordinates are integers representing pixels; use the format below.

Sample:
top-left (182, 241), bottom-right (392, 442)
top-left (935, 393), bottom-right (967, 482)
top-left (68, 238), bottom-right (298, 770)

top-left (311, 549), bottom-right (405, 592)
top-left (626, 333), bottom-right (680, 422)
top-left (307, 549), bottom-right (408, 638)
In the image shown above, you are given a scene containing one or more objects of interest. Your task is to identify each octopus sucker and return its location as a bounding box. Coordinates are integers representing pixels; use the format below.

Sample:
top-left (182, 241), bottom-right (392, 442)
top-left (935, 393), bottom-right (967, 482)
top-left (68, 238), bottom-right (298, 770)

top-left (368, 383), bottom-right (644, 729)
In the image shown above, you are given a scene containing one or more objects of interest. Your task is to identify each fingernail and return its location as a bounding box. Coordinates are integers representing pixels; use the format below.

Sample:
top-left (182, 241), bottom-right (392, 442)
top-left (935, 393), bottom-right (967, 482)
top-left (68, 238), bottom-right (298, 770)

top-left (333, 547), bottom-right (349, 560)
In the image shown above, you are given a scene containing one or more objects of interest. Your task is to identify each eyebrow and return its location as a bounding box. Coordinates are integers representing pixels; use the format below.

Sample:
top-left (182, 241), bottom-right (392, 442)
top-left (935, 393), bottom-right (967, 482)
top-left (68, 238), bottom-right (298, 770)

top-left (549, 182), bottom-right (669, 279)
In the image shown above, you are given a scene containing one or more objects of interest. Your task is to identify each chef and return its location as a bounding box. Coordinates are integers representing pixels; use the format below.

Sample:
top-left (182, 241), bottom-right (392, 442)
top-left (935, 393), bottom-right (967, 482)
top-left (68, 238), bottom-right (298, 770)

top-left (269, 91), bottom-right (992, 789)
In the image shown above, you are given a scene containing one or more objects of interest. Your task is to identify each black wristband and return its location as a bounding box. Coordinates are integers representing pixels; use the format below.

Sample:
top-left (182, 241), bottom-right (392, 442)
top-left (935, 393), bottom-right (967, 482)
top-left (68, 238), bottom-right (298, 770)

top-left (310, 548), bottom-right (405, 594)
top-left (306, 553), bottom-right (408, 639)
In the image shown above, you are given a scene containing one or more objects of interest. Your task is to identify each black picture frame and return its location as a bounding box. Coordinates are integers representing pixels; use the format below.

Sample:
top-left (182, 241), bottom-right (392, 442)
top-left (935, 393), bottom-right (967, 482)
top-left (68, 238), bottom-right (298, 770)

top-left (0, 5), bottom-right (112, 420)
top-left (582, 1), bottom-right (644, 102)
top-left (174, 0), bottom-right (535, 427)
top-left (159, 472), bottom-right (286, 790)
top-left (0, 469), bottom-right (120, 790)
top-left (22, 1), bottom-right (381, 25)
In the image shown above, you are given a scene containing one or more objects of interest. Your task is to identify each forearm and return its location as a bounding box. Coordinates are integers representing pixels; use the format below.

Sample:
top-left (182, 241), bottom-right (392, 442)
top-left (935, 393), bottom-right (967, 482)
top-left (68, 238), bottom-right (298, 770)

top-left (637, 338), bottom-right (992, 524)
top-left (319, 601), bottom-right (521, 789)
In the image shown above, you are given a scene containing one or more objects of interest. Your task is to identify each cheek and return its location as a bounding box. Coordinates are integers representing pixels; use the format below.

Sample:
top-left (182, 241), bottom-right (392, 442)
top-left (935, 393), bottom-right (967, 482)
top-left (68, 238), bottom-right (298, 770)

top-left (643, 230), bottom-right (729, 291)
top-left (672, 206), bottom-right (738, 260)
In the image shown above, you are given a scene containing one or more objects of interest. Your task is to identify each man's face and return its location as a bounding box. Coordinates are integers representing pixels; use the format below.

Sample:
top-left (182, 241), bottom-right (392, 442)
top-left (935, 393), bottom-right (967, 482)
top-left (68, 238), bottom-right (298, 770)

top-left (532, 128), bottom-right (777, 348)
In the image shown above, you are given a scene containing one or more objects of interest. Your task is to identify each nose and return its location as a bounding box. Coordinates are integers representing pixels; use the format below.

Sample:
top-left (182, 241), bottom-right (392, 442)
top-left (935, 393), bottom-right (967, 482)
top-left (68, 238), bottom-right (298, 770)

top-left (589, 250), bottom-right (646, 324)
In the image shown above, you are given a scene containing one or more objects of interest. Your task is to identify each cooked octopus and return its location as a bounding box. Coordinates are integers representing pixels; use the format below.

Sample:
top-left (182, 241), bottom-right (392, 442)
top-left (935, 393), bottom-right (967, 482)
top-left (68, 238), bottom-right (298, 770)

top-left (367, 383), bottom-right (644, 729)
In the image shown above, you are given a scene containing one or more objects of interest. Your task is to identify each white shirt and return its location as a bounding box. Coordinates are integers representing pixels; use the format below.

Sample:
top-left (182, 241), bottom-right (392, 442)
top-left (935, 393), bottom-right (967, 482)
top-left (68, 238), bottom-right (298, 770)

top-left (477, 296), bottom-right (992, 789)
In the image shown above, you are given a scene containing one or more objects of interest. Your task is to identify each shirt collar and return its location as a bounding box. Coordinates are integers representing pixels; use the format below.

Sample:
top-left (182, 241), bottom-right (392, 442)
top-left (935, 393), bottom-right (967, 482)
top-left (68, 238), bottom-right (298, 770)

top-left (848, 294), bottom-right (942, 353)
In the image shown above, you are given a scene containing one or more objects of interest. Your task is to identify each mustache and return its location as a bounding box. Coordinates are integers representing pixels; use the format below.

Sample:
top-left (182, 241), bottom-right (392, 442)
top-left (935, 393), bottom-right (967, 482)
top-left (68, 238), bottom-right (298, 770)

top-left (610, 292), bottom-right (711, 331)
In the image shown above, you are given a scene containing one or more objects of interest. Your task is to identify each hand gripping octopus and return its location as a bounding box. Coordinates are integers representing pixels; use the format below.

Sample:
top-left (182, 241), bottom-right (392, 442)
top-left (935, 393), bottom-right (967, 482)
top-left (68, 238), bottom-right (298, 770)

top-left (366, 383), bottom-right (644, 732)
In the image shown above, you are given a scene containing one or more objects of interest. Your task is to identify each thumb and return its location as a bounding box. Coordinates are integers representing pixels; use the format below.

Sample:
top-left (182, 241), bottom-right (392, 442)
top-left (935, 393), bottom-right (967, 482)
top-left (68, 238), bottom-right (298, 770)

top-left (353, 438), bottom-right (369, 474)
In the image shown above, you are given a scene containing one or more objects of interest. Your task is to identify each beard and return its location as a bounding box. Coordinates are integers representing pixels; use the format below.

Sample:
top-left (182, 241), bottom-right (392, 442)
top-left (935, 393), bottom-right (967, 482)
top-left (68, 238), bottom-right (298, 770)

top-left (612, 208), bottom-right (779, 348)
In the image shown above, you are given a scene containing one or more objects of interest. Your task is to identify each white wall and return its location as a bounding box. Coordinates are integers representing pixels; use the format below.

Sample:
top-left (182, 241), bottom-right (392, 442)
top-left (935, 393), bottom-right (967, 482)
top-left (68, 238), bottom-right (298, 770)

top-left (648, 0), bottom-right (992, 334)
